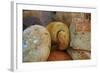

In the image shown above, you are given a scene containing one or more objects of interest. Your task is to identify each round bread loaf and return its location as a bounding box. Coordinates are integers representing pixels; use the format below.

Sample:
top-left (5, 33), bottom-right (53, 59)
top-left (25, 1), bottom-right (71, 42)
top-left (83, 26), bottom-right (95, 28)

top-left (47, 22), bottom-right (69, 50)
top-left (48, 51), bottom-right (72, 61)
top-left (23, 25), bottom-right (51, 62)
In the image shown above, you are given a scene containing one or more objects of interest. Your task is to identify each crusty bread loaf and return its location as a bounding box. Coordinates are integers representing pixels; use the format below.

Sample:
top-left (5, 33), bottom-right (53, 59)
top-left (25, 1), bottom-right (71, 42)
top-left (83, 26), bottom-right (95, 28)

top-left (67, 48), bottom-right (91, 60)
top-left (70, 13), bottom-right (91, 51)
top-left (47, 22), bottom-right (69, 50)
top-left (23, 25), bottom-right (51, 62)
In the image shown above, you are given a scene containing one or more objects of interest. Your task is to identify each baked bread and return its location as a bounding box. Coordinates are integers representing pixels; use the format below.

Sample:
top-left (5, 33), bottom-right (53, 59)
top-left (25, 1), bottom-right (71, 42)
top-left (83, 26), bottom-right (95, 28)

top-left (47, 22), bottom-right (69, 50)
top-left (48, 50), bottom-right (72, 61)
top-left (67, 48), bottom-right (91, 60)
top-left (70, 13), bottom-right (91, 51)
top-left (23, 25), bottom-right (51, 62)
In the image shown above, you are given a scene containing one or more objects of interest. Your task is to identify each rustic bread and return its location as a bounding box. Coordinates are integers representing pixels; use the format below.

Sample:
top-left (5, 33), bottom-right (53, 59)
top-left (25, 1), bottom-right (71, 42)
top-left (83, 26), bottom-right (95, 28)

top-left (23, 25), bottom-right (51, 62)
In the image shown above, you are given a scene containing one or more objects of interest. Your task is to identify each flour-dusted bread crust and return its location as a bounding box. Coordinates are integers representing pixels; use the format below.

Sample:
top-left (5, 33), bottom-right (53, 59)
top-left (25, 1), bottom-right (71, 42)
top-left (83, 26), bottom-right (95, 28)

top-left (23, 25), bottom-right (51, 62)
top-left (67, 48), bottom-right (91, 60)
top-left (47, 22), bottom-right (69, 50)
top-left (70, 13), bottom-right (91, 51)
